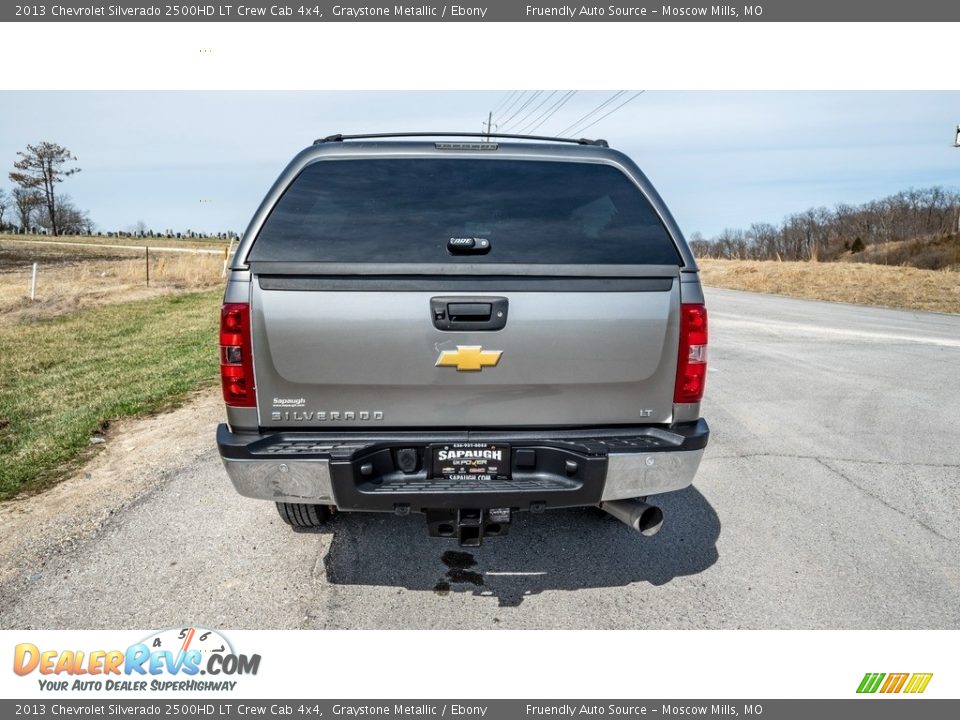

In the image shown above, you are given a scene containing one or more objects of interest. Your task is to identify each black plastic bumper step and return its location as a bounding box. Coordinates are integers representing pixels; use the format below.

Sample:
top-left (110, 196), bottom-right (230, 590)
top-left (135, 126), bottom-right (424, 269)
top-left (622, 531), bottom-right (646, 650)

top-left (366, 474), bottom-right (579, 494)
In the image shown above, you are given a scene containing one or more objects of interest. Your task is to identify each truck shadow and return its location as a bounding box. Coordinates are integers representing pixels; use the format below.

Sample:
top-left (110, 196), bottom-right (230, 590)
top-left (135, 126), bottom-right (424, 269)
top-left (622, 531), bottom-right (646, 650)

top-left (313, 486), bottom-right (720, 607)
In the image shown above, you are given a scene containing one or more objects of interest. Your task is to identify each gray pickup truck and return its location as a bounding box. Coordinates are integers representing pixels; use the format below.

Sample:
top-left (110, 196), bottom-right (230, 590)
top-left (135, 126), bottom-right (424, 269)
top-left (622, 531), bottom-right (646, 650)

top-left (217, 132), bottom-right (709, 546)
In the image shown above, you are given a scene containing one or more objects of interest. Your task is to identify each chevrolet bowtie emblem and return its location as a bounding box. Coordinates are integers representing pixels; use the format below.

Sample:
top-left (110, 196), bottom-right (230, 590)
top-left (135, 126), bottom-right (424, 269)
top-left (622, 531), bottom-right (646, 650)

top-left (435, 345), bottom-right (503, 372)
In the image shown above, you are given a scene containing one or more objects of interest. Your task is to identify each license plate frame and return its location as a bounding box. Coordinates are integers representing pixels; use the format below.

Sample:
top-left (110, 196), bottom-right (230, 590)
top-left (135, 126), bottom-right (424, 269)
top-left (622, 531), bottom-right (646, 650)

top-left (429, 442), bottom-right (511, 481)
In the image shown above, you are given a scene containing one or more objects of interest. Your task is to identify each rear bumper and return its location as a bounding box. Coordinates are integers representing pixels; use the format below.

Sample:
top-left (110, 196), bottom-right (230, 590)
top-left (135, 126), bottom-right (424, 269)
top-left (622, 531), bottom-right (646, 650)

top-left (217, 420), bottom-right (708, 511)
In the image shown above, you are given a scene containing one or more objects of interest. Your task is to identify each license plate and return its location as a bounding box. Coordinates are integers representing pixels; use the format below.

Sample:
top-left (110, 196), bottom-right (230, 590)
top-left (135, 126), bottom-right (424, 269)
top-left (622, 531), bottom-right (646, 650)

top-left (430, 442), bottom-right (511, 481)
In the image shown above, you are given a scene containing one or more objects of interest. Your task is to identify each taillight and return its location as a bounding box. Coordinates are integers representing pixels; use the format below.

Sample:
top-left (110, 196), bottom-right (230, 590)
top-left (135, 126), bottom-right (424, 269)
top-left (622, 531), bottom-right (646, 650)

top-left (220, 303), bottom-right (256, 407)
top-left (674, 303), bottom-right (708, 404)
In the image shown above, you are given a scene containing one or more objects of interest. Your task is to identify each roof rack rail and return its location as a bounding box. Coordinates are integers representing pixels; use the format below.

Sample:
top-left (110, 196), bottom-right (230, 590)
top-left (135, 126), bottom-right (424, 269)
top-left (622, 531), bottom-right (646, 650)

top-left (314, 132), bottom-right (610, 148)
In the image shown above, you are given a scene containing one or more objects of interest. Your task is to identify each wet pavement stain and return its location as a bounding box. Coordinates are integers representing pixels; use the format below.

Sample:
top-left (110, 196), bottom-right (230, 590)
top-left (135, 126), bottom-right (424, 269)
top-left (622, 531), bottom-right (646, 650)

top-left (446, 568), bottom-right (485, 586)
top-left (442, 550), bottom-right (477, 570)
top-left (438, 550), bottom-right (485, 589)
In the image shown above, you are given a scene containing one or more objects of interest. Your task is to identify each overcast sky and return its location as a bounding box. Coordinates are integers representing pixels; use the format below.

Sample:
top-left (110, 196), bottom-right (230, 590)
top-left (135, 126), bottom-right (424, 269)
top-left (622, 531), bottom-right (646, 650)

top-left (0, 91), bottom-right (957, 238)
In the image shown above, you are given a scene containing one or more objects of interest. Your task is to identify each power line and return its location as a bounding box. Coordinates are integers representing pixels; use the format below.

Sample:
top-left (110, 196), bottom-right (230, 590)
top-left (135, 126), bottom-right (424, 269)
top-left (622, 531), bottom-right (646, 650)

top-left (489, 90), bottom-right (517, 117)
top-left (572, 90), bottom-right (646, 136)
top-left (502, 91), bottom-right (557, 132)
top-left (555, 91), bottom-right (625, 136)
top-left (556, 91), bottom-right (626, 137)
top-left (492, 91), bottom-right (525, 124)
top-left (504, 90), bottom-right (557, 130)
top-left (499, 91), bottom-right (543, 129)
top-left (493, 90), bottom-right (528, 125)
top-left (525, 90), bottom-right (578, 134)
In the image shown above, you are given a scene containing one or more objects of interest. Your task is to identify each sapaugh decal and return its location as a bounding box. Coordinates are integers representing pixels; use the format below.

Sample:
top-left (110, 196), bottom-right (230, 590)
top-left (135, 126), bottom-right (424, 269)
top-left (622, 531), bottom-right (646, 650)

top-left (272, 397), bottom-right (305, 408)
top-left (12, 627), bottom-right (260, 693)
top-left (435, 448), bottom-right (504, 462)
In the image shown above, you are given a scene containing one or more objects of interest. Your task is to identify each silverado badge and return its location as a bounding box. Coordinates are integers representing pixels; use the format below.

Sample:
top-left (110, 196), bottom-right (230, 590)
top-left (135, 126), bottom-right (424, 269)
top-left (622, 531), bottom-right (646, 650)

top-left (435, 345), bottom-right (503, 372)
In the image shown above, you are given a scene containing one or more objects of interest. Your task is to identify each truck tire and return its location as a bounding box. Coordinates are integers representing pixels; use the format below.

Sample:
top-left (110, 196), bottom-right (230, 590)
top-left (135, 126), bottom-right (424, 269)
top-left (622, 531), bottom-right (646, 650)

top-left (276, 502), bottom-right (330, 528)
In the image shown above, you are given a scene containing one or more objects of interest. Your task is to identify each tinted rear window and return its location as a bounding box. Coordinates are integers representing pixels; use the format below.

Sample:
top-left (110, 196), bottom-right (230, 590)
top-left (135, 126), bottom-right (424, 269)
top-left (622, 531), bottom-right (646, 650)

top-left (249, 158), bottom-right (680, 265)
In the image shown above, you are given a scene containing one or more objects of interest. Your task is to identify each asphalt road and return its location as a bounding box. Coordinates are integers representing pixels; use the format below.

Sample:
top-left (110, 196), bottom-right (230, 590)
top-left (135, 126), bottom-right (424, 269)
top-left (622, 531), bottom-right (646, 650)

top-left (3, 288), bottom-right (959, 629)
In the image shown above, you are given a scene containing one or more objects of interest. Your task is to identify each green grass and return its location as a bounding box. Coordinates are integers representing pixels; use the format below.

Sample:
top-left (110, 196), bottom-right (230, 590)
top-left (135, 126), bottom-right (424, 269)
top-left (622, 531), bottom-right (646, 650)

top-left (0, 289), bottom-right (222, 500)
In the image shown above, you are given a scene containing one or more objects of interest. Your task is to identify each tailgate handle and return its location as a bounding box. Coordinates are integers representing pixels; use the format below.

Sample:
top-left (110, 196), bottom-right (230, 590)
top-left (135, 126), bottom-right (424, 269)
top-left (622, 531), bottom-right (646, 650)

top-left (431, 296), bottom-right (508, 331)
top-left (448, 303), bottom-right (491, 320)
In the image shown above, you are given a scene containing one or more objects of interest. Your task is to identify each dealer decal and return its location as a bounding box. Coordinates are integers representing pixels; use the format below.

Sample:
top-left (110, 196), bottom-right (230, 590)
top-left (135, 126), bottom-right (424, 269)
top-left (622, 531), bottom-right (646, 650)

top-left (435, 448), bottom-right (504, 462)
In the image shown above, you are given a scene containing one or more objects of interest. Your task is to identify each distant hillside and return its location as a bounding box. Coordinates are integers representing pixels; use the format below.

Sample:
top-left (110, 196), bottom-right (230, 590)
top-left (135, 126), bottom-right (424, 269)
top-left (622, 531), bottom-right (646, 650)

top-left (690, 187), bottom-right (960, 270)
top-left (838, 234), bottom-right (960, 270)
top-left (698, 259), bottom-right (960, 314)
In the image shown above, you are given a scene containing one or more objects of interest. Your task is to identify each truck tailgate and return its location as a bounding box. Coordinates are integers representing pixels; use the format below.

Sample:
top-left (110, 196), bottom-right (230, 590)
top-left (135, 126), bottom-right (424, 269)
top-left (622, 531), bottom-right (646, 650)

top-left (251, 275), bottom-right (680, 428)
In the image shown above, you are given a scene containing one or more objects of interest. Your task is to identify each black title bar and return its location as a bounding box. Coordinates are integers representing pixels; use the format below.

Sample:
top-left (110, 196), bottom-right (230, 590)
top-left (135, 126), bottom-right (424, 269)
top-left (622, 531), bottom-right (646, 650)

top-left (5, 1), bottom-right (960, 22)
top-left (1, 700), bottom-right (959, 719)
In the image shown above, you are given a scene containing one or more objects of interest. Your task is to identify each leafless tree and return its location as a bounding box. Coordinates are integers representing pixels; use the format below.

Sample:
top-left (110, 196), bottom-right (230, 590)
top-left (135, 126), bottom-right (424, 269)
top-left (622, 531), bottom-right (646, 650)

top-left (0, 187), bottom-right (9, 230)
top-left (692, 186), bottom-right (960, 265)
top-left (127, 220), bottom-right (149, 237)
top-left (12, 187), bottom-right (43, 231)
top-left (9, 142), bottom-right (81, 236)
top-left (37, 194), bottom-right (93, 235)
top-left (79, 212), bottom-right (96, 235)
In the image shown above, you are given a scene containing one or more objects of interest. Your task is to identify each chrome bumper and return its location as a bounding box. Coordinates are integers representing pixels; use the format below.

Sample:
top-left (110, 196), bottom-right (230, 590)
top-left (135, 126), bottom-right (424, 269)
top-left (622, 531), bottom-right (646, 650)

top-left (222, 457), bottom-right (337, 505)
top-left (601, 448), bottom-right (704, 501)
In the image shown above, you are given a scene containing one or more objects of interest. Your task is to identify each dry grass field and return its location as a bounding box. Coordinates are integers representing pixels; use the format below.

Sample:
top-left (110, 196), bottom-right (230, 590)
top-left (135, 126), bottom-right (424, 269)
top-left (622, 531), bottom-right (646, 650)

top-left (698, 258), bottom-right (960, 315)
top-left (0, 236), bottom-right (227, 323)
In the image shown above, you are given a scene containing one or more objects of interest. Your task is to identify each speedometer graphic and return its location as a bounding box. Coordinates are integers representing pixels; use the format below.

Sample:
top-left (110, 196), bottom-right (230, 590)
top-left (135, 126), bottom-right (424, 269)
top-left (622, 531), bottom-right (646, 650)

top-left (139, 626), bottom-right (234, 660)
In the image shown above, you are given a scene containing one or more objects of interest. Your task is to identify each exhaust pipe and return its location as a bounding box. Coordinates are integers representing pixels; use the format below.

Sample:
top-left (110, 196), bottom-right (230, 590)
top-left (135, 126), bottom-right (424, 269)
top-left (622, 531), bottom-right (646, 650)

top-left (600, 499), bottom-right (664, 537)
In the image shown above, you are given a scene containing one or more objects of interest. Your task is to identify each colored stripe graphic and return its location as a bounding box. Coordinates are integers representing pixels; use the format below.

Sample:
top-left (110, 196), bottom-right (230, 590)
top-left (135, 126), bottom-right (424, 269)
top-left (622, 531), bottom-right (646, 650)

top-left (857, 673), bottom-right (885, 693)
top-left (880, 673), bottom-right (909, 693)
top-left (904, 673), bottom-right (933, 694)
top-left (857, 672), bottom-right (932, 694)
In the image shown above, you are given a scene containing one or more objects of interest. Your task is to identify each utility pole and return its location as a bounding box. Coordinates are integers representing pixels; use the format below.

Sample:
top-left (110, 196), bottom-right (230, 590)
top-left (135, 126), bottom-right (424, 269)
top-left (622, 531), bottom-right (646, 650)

top-left (482, 111), bottom-right (496, 140)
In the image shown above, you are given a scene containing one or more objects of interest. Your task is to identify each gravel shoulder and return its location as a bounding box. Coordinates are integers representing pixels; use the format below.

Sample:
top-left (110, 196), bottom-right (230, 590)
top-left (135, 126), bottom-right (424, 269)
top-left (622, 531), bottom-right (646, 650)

top-left (0, 389), bottom-right (221, 591)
